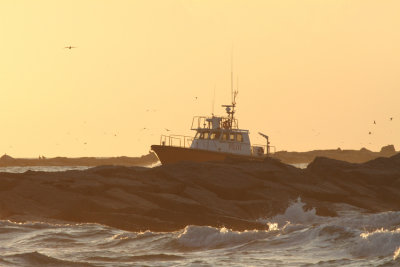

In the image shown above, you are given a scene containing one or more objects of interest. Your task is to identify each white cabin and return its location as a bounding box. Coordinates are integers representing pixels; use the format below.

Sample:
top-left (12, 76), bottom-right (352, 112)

top-left (157, 103), bottom-right (271, 158)
top-left (190, 115), bottom-right (261, 156)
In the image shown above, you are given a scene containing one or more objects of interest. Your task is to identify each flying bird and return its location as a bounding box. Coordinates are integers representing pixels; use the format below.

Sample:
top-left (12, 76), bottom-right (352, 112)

top-left (165, 128), bottom-right (171, 131)
top-left (390, 117), bottom-right (393, 121)
top-left (373, 120), bottom-right (376, 124)
top-left (64, 46), bottom-right (77, 49)
top-left (369, 131), bottom-right (372, 135)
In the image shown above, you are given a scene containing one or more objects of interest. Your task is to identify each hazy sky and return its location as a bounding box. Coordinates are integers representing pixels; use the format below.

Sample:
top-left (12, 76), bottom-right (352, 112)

top-left (1, 0), bottom-right (399, 157)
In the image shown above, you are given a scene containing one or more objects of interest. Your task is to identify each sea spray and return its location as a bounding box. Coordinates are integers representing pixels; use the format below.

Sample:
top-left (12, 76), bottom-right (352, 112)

top-left (258, 197), bottom-right (323, 228)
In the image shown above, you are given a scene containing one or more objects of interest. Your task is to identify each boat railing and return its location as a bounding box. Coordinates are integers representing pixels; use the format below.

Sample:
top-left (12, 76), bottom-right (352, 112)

top-left (160, 135), bottom-right (193, 148)
top-left (251, 144), bottom-right (276, 156)
top-left (191, 116), bottom-right (238, 130)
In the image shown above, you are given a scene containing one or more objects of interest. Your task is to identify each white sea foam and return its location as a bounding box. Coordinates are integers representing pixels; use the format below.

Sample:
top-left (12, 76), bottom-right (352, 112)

top-left (176, 199), bottom-right (325, 249)
top-left (252, 199), bottom-right (400, 263)
top-left (111, 232), bottom-right (136, 240)
top-left (0, 219), bottom-right (103, 229)
top-left (351, 228), bottom-right (400, 259)
top-left (147, 161), bottom-right (162, 168)
top-left (394, 246), bottom-right (400, 260)
top-left (176, 225), bottom-right (271, 248)
top-left (290, 163), bottom-right (308, 169)
top-left (258, 198), bottom-right (324, 228)
top-left (2, 207), bottom-right (399, 267)
top-left (325, 210), bottom-right (400, 234)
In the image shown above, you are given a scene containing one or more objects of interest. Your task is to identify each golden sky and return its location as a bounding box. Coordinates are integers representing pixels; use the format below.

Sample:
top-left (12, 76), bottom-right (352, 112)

top-left (1, 0), bottom-right (399, 157)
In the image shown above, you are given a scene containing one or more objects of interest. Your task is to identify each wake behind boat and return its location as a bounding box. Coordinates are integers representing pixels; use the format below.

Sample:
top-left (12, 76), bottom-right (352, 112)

top-left (151, 92), bottom-right (274, 164)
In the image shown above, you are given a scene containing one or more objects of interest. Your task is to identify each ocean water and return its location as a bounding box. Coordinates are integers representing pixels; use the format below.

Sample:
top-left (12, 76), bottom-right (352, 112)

top-left (0, 166), bottom-right (91, 173)
top-left (290, 163), bottom-right (308, 169)
top-left (1, 199), bottom-right (399, 266)
top-left (0, 161), bottom-right (303, 174)
top-left (1, 164), bottom-right (399, 266)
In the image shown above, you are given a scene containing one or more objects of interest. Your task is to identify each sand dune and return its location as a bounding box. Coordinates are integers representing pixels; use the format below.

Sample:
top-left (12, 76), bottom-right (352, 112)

top-left (0, 153), bottom-right (399, 232)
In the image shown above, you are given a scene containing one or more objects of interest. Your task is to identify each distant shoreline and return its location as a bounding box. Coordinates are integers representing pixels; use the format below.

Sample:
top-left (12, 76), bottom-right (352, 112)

top-left (273, 145), bottom-right (397, 164)
top-left (0, 152), bottom-right (159, 167)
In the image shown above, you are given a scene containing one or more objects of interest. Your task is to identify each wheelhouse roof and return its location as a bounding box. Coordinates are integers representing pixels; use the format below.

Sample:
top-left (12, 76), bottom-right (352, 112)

top-left (194, 128), bottom-right (249, 133)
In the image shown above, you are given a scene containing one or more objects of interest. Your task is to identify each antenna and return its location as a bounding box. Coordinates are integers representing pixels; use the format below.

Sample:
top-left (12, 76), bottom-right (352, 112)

top-left (231, 48), bottom-right (233, 105)
top-left (212, 85), bottom-right (216, 115)
top-left (235, 75), bottom-right (239, 105)
top-left (220, 46), bottom-right (239, 130)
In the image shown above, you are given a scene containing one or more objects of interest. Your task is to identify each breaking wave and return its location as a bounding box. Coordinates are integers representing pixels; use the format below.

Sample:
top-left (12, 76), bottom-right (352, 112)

top-left (1, 198), bottom-right (399, 266)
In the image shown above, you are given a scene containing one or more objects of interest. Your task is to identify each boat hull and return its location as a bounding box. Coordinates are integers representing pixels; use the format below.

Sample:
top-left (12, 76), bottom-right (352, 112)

top-left (151, 145), bottom-right (264, 165)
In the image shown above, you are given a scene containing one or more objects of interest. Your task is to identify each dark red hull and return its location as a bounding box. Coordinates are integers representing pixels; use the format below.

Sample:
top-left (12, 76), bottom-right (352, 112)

top-left (151, 145), bottom-right (264, 165)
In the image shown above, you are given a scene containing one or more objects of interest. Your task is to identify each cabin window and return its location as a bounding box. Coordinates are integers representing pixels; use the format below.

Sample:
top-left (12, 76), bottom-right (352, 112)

top-left (229, 133), bottom-right (236, 141)
top-left (222, 132), bottom-right (228, 141)
top-left (195, 132), bottom-right (200, 139)
top-left (203, 132), bottom-right (209, 139)
top-left (210, 132), bottom-right (221, 140)
top-left (237, 133), bottom-right (243, 142)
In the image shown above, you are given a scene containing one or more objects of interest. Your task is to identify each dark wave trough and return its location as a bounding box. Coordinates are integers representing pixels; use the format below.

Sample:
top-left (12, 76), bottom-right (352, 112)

top-left (0, 154), bottom-right (399, 232)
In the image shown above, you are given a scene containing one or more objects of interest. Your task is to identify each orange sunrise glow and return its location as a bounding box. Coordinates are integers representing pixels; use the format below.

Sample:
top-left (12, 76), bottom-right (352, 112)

top-left (1, 0), bottom-right (399, 157)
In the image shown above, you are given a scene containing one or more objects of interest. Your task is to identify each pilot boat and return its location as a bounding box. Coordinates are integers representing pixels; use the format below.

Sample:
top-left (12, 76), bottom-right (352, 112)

top-left (151, 92), bottom-right (273, 164)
